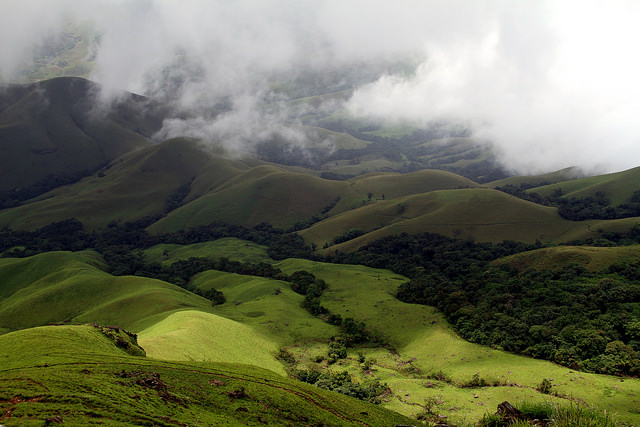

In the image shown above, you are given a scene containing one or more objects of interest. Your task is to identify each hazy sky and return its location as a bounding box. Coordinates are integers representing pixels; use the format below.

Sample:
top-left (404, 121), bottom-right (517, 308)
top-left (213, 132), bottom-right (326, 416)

top-left (2, 0), bottom-right (640, 174)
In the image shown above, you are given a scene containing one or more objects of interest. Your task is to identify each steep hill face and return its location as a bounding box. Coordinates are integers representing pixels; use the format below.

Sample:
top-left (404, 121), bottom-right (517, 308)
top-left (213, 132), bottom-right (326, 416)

top-left (0, 77), bottom-right (168, 191)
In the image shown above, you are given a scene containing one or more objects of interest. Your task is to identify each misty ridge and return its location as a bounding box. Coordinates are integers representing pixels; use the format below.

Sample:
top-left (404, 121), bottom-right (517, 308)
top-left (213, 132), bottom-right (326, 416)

top-left (2, 0), bottom-right (640, 175)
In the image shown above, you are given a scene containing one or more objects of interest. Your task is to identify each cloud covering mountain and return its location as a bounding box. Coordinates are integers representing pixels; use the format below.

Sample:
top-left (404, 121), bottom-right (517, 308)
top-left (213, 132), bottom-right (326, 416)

top-left (2, 0), bottom-right (639, 174)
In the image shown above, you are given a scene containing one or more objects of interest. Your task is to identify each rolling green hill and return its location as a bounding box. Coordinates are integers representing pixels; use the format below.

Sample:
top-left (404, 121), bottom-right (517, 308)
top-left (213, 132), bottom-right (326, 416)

top-left (2, 241), bottom-right (640, 424)
top-left (0, 138), bottom-right (212, 230)
top-left (526, 166), bottom-right (640, 206)
top-left (0, 250), bottom-right (214, 334)
top-left (137, 310), bottom-right (285, 374)
top-left (302, 188), bottom-right (591, 252)
top-left (149, 165), bottom-right (346, 232)
top-left (487, 166), bottom-right (584, 189)
top-left (0, 77), bottom-right (167, 192)
top-left (0, 324), bottom-right (412, 426)
top-left (492, 244), bottom-right (640, 272)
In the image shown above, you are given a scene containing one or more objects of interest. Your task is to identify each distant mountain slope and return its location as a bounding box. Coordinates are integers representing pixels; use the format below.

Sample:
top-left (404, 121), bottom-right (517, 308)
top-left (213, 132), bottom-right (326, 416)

top-left (303, 188), bottom-right (591, 252)
top-left (0, 138), bottom-right (212, 230)
top-left (487, 166), bottom-right (584, 188)
top-left (527, 166), bottom-right (640, 205)
top-left (0, 76), bottom-right (167, 191)
top-left (493, 244), bottom-right (640, 272)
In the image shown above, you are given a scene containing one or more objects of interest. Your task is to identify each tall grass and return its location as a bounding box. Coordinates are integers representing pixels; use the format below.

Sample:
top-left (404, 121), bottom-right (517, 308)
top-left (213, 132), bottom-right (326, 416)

top-left (477, 400), bottom-right (623, 427)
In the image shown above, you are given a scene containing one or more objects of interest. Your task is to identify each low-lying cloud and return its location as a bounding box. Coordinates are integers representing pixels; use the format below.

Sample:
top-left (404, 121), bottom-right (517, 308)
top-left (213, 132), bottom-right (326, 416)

top-left (2, 0), bottom-right (640, 174)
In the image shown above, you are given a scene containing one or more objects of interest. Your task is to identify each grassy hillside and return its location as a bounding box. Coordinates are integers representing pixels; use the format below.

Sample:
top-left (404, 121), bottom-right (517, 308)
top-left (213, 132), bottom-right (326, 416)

top-left (138, 310), bottom-right (285, 374)
top-left (487, 166), bottom-right (584, 188)
top-left (194, 270), bottom-right (338, 344)
top-left (0, 324), bottom-right (412, 426)
top-left (2, 242), bottom-right (639, 424)
top-left (0, 250), bottom-right (214, 334)
top-left (144, 238), bottom-right (274, 265)
top-left (330, 169), bottom-right (479, 213)
top-left (149, 165), bottom-right (348, 232)
top-left (303, 188), bottom-right (590, 252)
top-left (493, 244), bottom-right (640, 272)
top-left (0, 77), bottom-right (166, 192)
top-left (527, 166), bottom-right (640, 206)
top-left (272, 257), bottom-right (640, 425)
top-left (0, 138), bottom-right (212, 230)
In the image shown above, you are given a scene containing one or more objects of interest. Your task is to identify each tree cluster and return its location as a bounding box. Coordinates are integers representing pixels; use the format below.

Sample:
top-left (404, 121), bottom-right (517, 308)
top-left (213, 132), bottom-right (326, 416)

top-left (397, 262), bottom-right (640, 376)
top-left (497, 184), bottom-right (640, 221)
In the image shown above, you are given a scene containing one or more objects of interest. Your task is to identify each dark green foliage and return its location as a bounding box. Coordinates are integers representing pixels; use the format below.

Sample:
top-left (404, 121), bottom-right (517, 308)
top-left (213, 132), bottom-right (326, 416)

top-left (0, 166), bottom-right (106, 209)
top-left (397, 261), bottom-right (640, 376)
top-left (497, 184), bottom-right (640, 221)
top-left (330, 232), bottom-right (540, 279)
top-left (332, 228), bottom-right (365, 245)
top-left (340, 318), bottom-right (370, 344)
top-left (164, 180), bottom-right (193, 213)
top-left (296, 369), bottom-right (390, 404)
top-left (537, 378), bottom-right (553, 394)
top-left (287, 197), bottom-right (341, 232)
top-left (276, 348), bottom-right (296, 365)
top-left (328, 337), bottom-right (347, 363)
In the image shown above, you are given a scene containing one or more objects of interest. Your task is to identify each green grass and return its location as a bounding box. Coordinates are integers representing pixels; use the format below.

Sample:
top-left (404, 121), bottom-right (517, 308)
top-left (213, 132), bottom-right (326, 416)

top-left (0, 138), bottom-right (211, 230)
top-left (478, 400), bottom-right (625, 427)
top-left (3, 242), bottom-right (640, 425)
top-left (487, 166), bottom-right (584, 188)
top-left (303, 188), bottom-right (590, 252)
top-left (493, 245), bottom-right (640, 272)
top-left (144, 238), bottom-right (273, 265)
top-left (138, 310), bottom-right (285, 374)
top-left (527, 166), bottom-right (640, 206)
top-left (192, 270), bottom-right (338, 344)
top-left (0, 324), bottom-right (413, 426)
top-left (270, 257), bottom-right (640, 425)
top-left (0, 251), bottom-right (215, 333)
top-left (149, 165), bottom-right (347, 232)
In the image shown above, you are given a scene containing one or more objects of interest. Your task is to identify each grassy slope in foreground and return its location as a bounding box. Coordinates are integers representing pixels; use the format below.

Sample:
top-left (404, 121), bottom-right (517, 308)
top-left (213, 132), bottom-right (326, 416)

top-left (0, 325), bottom-right (413, 426)
top-left (141, 237), bottom-right (640, 424)
top-left (137, 310), bottom-right (285, 375)
top-left (273, 257), bottom-right (640, 425)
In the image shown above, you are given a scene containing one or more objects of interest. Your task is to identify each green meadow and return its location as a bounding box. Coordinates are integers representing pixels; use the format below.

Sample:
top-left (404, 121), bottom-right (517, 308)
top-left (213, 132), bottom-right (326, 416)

top-left (0, 325), bottom-right (412, 426)
top-left (2, 232), bottom-right (640, 425)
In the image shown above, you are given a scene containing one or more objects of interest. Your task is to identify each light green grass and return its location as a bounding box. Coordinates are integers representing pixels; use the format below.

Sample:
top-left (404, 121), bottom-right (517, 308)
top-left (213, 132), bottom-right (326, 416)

top-left (0, 324), bottom-right (412, 426)
top-left (138, 310), bottom-right (285, 374)
top-left (273, 257), bottom-right (640, 425)
top-left (0, 251), bottom-right (214, 333)
top-left (192, 270), bottom-right (338, 344)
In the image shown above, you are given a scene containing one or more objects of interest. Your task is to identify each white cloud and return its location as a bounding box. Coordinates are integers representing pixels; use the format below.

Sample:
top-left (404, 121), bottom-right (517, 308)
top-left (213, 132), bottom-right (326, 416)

top-left (2, 0), bottom-right (640, 173)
